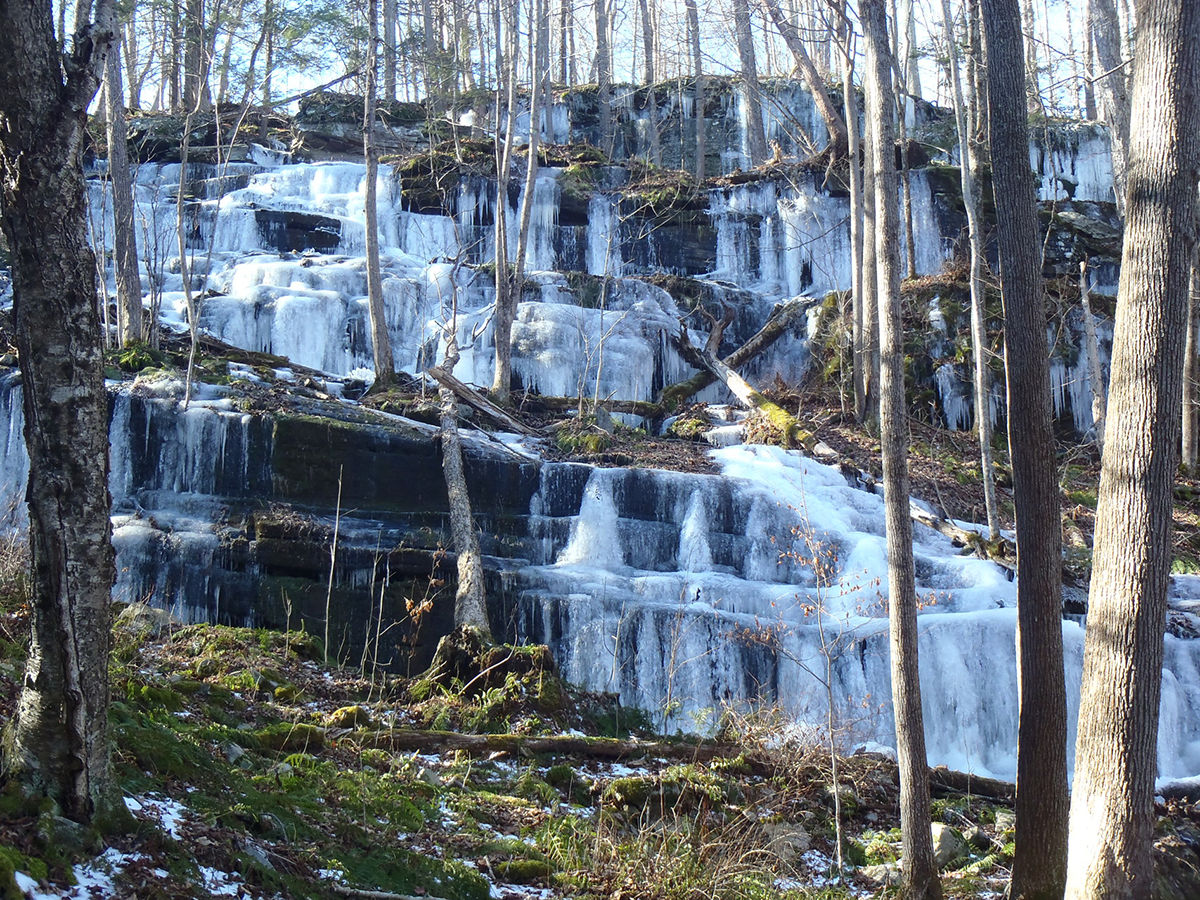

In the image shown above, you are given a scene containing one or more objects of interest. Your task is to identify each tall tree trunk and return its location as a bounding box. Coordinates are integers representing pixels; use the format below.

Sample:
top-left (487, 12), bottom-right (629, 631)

top-left (839, 5), bottom-right (866, 422)
top-left (104, 39), bottom-right (143, 346)
top-left (1091, 0), bottom-right (1131, 214)
top-left (968, 0), bottom-right (988, 143)
top-left (981, 1), bottom-right (1069, 896)
top-left (182, 0), bottom-right (211, 112)
top-left (638, 0), bottom-right (661, 165)
top-left (941, 0), bottom-right (1000, 541)
top-left (0, 0), bottom-right (119, 824)
top-left (1184, 255), bottom-right (1200, 472)
top-left (383, 0), bottom-right (397, 101)
top-left (758, 0), bottom-right (849, 157)
top-left (862, 3), bottom-right (941, 898)
top-left (1080, 261), bottom-right (1107, 454)
top-left (439, 327), bottom-right (491, 638)
top-left (1066, 3), bottom-right (1200, 894)
top-left (860, 68), bottom-right (880, 426)
top-left (594, 0), bottom-right (613, 156)
top-left (1020, 0), bottom-right (1040, 112)
top-left (364, 0), bottom-right (395, 390)
top-left (685, 0), bottom-right (706, 179)
top-left (495, 0), bottom-right (549, 403)
top-left (491, 0), bottom-right (520, 399)
top-left (1082, 0), bottom-right (1098, 119)
top-left (733, 0), bottom-right (768, 166)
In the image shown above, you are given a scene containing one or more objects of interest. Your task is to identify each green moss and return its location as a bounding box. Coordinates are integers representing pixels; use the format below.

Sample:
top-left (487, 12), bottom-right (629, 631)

top-left (494, 858), bottom-right (553, 882)
top-left (253, 721), bottom-right (325, 754)
top-left (0, 846), bottom-right (48, 900)
top-left (668, 417), bottom-right (709, 441)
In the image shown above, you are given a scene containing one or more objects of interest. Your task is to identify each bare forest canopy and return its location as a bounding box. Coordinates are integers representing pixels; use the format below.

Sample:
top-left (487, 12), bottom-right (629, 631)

top-left (77, 0), bottom-right (1110, 123)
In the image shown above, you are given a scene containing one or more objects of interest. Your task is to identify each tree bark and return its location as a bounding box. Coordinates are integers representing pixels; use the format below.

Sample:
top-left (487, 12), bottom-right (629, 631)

top-left (839, 7), bottom-right (867, 422)
top-left (941, 0), bottom-right (1000, 540)
top-left (439, 334), bottom-right (491, 639)
top-left (1091, 0), bottom-right (1131, 214)
top-left (383, 0), bottom-right (397, 101)
top-left (637, 0), bottom-right (661, 165)
top-left (104, 39), bottom-right (143, 346)
top-left (685, 0), bottom-right (706, 180)
top-left (860, 57), bottom-right (880, 426)
top-left (1184, 255), bottom-right (1200, 472)
top-left (758, 0), bottom-right (848, 158)
top-left (1066, 1), bottom-right (1200, 895)
top-left (364, 0), bottom-right (396, 389)
top-left (733, 0), bottom-right (768, 167)
top-left (861, 3), bottom-right (941, 897)
top-left (981, 1), bottom-right (1069, 896)
top-left (491, 0), bottom-right (521, 401)
top-left (594, 0), bottom-right (613, 157)
top-left (0, 0), bottom-right (119, 824)
top-left (1080, 261), bottom-right (1107, 454)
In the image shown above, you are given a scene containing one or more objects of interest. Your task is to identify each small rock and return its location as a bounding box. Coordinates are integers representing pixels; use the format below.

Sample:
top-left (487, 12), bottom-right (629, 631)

top-left (860, 863), bottom-right (901, 886)
top-left (964, 825), bottom-right (993, 851)
top-left (268, 761), bottom-right (294, 778)
top-left (593, 406), bottom-right (615, 433)
top-left (993, 808), bottom-right (1016, 833)
top-left (931, 822), bottom-right (970, 870)
top-left (324, 705), bottom-right (373, 729)
top-left (761, 822), bottom-right (811, 863)
top-left (418, 766), bottom-right (442, 787)
top-left (222, 741), bottom-right (246, 764)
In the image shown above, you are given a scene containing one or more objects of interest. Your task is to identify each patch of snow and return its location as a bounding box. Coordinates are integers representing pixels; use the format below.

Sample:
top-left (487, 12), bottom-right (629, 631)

top-left (125, 793), bottom-right (189, 838)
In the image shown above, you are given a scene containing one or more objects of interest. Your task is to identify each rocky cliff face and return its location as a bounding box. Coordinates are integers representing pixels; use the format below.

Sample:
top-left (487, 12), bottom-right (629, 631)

top-left (5, 80), bottom-right (1187, 786)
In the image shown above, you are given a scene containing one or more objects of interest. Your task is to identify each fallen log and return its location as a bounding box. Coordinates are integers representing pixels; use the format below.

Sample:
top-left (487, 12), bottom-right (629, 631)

top-left (515, 394), bottom-right (665, 419)
top-left (673, 328), bottom-right (817, 450)
top-left (661, 298), bottom-right (815, 409)
top-left (426, 365), bottom-right (540, 436)
top-left (928, 766), bottom-right (1015, 803)
top-left (343, 727), bottom-right (1017, 805)
top-left (347, 727), bottom-right (742, 764)
top-left (910, 506), bottom-right (1016, 573)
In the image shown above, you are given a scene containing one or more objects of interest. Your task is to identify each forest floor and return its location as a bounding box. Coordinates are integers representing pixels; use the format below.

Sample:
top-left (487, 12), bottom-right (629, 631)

top-left (0, 607), bottom-right (1196, 900)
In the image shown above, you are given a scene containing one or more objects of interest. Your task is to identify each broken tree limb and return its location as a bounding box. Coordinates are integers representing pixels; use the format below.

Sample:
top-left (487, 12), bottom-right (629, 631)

top-left (515, 394), bottom-right (664, 418)
top-left (673, 327), bottom-right (817, 449)
top-left (426, 365), bottom-right (540, 436)
top-left (661, 298), bottom-right (814, 409)
top-left (910, 506), bottom-right (1016, 573)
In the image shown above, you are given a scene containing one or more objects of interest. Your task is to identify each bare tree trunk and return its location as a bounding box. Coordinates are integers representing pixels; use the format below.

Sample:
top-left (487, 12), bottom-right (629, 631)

top-left (838, 5), bottom-right (866, 421)
top-left (365, 0), bottom-right (395, 390)
top-left (1066, 2), bottom-right (1200, 895)
top-left (733, 0), bottom-right (768, 166)
top-left (438, 328), bottom-right (491, 639)
top-left (758, 0), bottom-right (849, 157)
top-left (496, 0), bottom-right (549, 403)
top-left (491, 0), bottom-right (520, 400)
top-left (638, 0), bottom-right (661, 165)
top-left (182, 0), bottom-right (212, 112)
top-left (104, 39), bottom-right (143, 346)
top-left (1082, 0), bottom-right (1098, 119)
top-left (941, 0), bottom-right (1000, 541)
top-left (861, 67), bottom-right (880, 426)
top-left (1091, 0), bottom-right (1131, 214)
top-left (862, 3), bottom-right (941, 898)
top-left (685, 0), bottom-right (706, 179)
top-left (384, 0), bottom-right (397, 101)
top-left (968, 0), bottom-right (988, 142)
top-left (1184, 255), bottom-right (1200, 472)
top-left (1020, 0), bottom-right (1040, 112)
top-left (594, 0), bottom-right (613, 156)
top-left (1080, 261), bottom-right (1107, 453)
top-left (981, 1), bottom-right (1070, 896)
top-left (0, 0), bottom-right (119, 824)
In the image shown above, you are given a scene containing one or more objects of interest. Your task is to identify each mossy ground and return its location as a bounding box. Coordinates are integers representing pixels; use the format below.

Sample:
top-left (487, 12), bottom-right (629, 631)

top-left (0, 571), bottom-right (1196, 897)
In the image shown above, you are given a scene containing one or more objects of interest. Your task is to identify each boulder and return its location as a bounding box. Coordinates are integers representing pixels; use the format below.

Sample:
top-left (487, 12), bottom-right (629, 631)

top-left (931, 822), bottom-right (970, 871)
